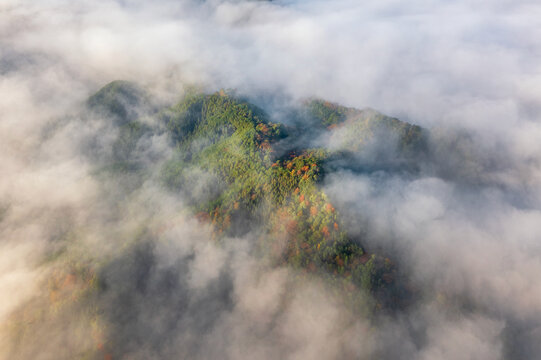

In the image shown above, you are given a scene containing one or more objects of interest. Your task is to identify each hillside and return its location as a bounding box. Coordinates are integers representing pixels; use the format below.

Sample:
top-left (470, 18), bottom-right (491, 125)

top-left (4, 81), bottom-right (428, 359)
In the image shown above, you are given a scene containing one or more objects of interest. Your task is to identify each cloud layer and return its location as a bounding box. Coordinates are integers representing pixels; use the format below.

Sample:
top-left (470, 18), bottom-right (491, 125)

top-left (1, 0), bottom-right (541, 359)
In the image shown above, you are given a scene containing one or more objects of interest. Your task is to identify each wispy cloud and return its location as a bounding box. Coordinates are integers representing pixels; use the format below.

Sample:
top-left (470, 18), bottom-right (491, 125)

top-left (1, 0), bottom-right (541, 359)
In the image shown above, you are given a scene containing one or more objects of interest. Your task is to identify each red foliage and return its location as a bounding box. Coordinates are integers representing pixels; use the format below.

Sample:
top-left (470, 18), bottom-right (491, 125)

top-left (383, 273), bottom-right (394, 284)
top-left (299, 194), bottom-right (305, 202)
top-left (195, 212), bottom-right (210, 223)
top-left (322, 226), bottom-right (330, 237)
top-left (333, 222), bottom-right (339, 230)
top-left (286, 220), bottom-right (298, 234)
top-left (310, 206), bottom-right (318, 216)
top-left (359, 254), bottom-right (370, 264)
top-left (62, 274), bottom-right (76, 288)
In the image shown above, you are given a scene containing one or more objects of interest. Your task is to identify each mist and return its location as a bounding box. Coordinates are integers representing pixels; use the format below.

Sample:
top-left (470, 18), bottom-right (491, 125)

top-left (1, 0), bottom-right (541, 359)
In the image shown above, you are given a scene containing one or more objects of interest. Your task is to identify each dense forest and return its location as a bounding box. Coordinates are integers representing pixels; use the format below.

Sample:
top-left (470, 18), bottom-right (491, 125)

top-left (3, 81), bottom-right (430, 359)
